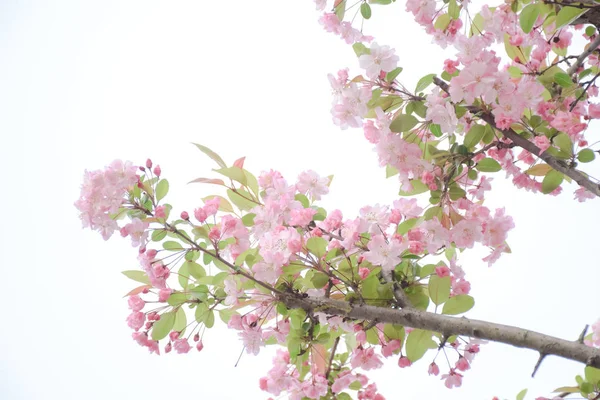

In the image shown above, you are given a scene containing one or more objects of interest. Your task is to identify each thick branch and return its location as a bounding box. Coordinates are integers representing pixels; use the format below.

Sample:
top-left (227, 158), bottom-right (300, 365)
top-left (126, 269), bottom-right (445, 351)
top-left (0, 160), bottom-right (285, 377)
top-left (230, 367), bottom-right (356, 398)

top-left (278, 293), bottom-right (600, 368)
top-left (432, 77), bottom-right (600, 197)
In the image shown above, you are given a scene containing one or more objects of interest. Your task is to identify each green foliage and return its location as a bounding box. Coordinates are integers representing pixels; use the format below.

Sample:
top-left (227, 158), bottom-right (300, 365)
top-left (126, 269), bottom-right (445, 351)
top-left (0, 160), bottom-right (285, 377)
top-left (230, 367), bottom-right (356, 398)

top-left (151, 311), bottom-right (176, 340)
top-left (542, 170), bottom-right (564, 194)
top-left (122, 270), bottom-right (151, 285)
top-left (428, 275), bottom-right (451, 305)
top-left (442, 295), bottom-right (475, 315)
top-left (405, 329), bottom-right (437, 362)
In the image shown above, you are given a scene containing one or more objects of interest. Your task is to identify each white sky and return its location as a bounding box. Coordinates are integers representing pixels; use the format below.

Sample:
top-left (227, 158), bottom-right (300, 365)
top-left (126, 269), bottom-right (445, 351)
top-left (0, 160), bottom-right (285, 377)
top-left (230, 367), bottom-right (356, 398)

top-left (1, 1), bottom-right (599, 399)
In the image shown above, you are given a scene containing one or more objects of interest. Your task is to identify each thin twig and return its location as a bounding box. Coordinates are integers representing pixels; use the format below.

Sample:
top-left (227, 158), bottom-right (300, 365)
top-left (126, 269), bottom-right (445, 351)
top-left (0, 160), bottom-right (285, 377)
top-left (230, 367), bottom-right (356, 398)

top-left (567, 34), bottom-right (600, 76)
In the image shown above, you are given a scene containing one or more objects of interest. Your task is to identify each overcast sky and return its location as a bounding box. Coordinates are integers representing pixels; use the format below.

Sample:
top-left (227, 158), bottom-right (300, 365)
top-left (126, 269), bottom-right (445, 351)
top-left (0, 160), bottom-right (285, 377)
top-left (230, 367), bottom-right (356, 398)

top-left (1, 1), bottom-right (599, 399)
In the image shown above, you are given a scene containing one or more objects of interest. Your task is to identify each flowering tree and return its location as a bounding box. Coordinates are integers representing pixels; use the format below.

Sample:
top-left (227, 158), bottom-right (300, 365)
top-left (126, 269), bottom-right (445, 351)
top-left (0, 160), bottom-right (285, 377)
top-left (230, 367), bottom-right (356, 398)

top-left (76, 0), bottom-right (600, 399)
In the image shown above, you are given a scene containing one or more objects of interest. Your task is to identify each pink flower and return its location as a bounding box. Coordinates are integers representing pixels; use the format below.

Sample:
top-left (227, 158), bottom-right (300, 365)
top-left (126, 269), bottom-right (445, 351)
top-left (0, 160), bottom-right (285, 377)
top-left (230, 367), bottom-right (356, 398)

top-left (351, 346), bottom-right (384, 370)
top-left (173, 338), bottom-right (191, 354)
top-left (358, 42), bottom-right (399, 79)
top-left (455, 356), bottom-right (470, 371)
top-left (441, 369), bottom-right (463, 388)
top-left (332, 372), bottom-right (359, 393)
top-left (301, 374), bottom-right (328, 399)
top-left (435, 265), bottom-right (450, 277)
top-left (128, 295), bottom-right (145, 312)
top-left (589, 103), bottom-right (600, 119)
top-left (204, 197), bottom-right (220, 216)
top-left (296, 170), bottom-right (330, 200)
top-left (289, 208), bottom-right (317, 226)
top-left (126, 311), bottom-right (145, 331)
top-left (533, 135), bottom-right (551, 153)
top-left (363, 235), bottom-right (406, 272)
top-left (158, 288), bottom-right (172, 302)
top-left (381, 339), bottom-right (401, 357)
top-left (75, 160), bottom-right (138, 240)
top-left (443, 59), bottom-right (459, 74)
top-left (428, 362), bottom-right (440, 376)
top-left (574, 187), bottom-right (595, 202)
top-left (451, 219), bottom-right (483, 249)
top-left (120, 217), bottom-right (149, 247)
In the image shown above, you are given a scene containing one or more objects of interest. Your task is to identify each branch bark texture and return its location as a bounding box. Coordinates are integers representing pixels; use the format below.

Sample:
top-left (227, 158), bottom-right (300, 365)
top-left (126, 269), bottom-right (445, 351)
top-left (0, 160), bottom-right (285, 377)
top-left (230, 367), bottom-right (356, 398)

top-left (278, 293), bottom-right (600, 368)
top-left (432, 77), bottom-right (600, 197)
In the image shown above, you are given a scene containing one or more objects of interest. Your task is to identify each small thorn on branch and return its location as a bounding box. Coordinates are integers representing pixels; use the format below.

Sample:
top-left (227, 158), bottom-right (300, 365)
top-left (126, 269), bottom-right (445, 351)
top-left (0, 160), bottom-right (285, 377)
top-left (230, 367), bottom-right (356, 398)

top-left (578, 325), bottom-right (590, 344)
top-left (531, 352), bottom-right (547, 377)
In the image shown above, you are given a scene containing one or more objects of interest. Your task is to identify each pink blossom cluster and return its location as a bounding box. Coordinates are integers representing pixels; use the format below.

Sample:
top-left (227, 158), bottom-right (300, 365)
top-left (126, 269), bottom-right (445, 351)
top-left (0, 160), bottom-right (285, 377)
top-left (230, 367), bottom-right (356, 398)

top-left (75, 160), bottom-right (138, 240)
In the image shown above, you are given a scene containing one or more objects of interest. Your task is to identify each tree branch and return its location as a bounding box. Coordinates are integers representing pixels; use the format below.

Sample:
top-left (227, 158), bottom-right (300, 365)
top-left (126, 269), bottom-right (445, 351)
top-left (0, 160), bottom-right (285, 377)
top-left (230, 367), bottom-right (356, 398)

top-left (567, 34), bottom-right (600, 76)
top-left (278, 293), bottom-right (600, 368)
top-left (381, 269), bottom-right (413, 308)
top-left (432, 77), bottom-right (600, 197)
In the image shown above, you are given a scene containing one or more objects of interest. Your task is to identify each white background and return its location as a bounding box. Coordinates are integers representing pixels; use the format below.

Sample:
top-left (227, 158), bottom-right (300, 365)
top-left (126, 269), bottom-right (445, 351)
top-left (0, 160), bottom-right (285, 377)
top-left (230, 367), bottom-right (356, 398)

top-left (1, 1), bottom-right (599, 399)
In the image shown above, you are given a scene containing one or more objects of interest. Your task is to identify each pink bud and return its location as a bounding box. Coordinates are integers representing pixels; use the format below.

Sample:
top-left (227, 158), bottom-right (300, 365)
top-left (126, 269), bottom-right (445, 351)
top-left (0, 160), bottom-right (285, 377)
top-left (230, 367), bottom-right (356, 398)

top-left (146, 159), bottom-right (153, 169)
top-left (155, 205), bottom-right (166, 219)
top-left (181, 211), bottom-right (189, 220)
top-left (153, 165), bottom-right (161, 176)
top-left (398, 356), bottom-right (412, 368)
top-left (169, 331), bottom-right (180, 341)
top-left (193, 333), bottom-right (200, 342)
top-left (196, 340), bottom-right (204, 352)
top-left (194, 208), bottom-right (207, 223)
top-left (165, 342), bottom-right (172, 353)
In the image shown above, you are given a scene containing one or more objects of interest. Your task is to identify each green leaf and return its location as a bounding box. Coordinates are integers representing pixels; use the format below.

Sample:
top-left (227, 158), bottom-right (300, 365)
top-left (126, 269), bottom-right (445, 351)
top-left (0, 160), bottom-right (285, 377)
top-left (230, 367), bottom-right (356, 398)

top-left (423, 206), bottom-right (441, 221)
top-left (151, 311), bottom-right (176, 340)
top-left (399, 179), bottom-right (429, 196)
top-left (335, 0), bottom-right (346, 20)
top-left (405, 329), bottom-right (437, 362)
top-left (525, 164), bottom-right (552, 176)
top-left (415, 74), bottom-right (436, 93)
top-left (552, 386), bottom-right (580, 394)
top-left (360, 2), bottom-right (372, 19)
top-left (585, 366), bottom-right (600, 385)
top-left (173, 307), bottom-right (187, 334)
top-left (578, 148), bottom-right (596, 163)
top-left (448, 0), bottom-right (460, 19)
top-left (442, 295), bottom-right (475, 315)
top-left (464, 124), bottom-right (485, 148)
top-left (397, 218), bottom-right (419, 235)
top-left (554, 72), bottom-right (573, 88)
top-left (122, 270), bottom-right (151, 285)
top-left (516, 388), bottom-right (528, 400)
top-left (307, 237), bottom-right (328, 258)
top-left (476, 158), bottom-right (501, 172)
top-left (434, 14), bottom-right (451, 31)
top-left (428, 275), bottom-right (451, 305)
top-left (214, 166), bottom-right (247, 185)
top-left (542, 170), bottom-right (563, 194)
top-left (151, 229), bottom-right (167, 242)
top-left (556, 6), bottom-right (587, 29)
top-left (352, 42), bottom-right (370, 57)
top-left (195, 302), bottom-right (209, 323)
top-left (241, 213), bottom-right (256, 227)
top-left (185, 261), bottom-right (206, 279)
top-left (448, 185), bottom-right (466, 201)
top-left (163, 240), bottom-right (184, 251)
top-left (390, 114), bottom-right (419, 133)
top-left (383, 324), bottom-right (405, 341)
top-left (193, 143), bottom-right (226, 168)
top-left (227, 188), bottom-right (256, 211)
top-left (311, 272), bottom-right (329, 289)
top-left (508, 66), bottom-right (522, 78)
top-left (554, 132), bottom-right (573, 155)
top-left (430, 123), bottom-right (442, 137)
top-left (205, 310), bottom-right (215, 328)
top-left (155, 179), bottom-right (169, 202)
top-left (386, 67), bottom-right (403, 82)
top-left (519, 3), bottom-right (540, 34)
